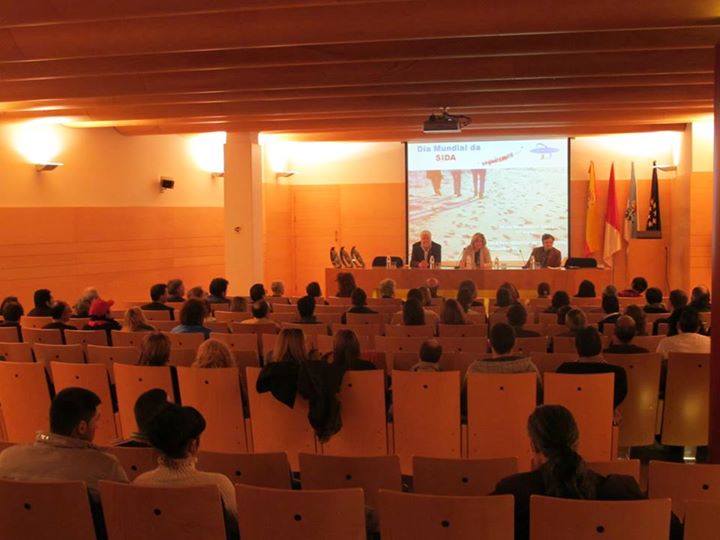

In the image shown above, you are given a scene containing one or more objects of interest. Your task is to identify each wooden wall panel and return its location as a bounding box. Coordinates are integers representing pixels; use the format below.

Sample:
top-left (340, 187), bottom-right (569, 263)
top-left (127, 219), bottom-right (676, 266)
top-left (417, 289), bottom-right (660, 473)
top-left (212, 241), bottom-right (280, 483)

top-left (690, 171), bottom-right (713, 289)
top-left (263, 182), bottom-right (294, 294)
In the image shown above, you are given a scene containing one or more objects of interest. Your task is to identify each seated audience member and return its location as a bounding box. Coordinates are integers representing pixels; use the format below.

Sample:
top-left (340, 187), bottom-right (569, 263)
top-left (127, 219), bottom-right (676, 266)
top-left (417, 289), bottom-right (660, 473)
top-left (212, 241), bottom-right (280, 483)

top-left (28, 288), bottom-right (53, 317)
top-left (378, 278), bottom-right (396, 299)
top-left (239, 300), bottom-right (277, 328)
top-left (122, 306), bottom-right (155, 332)
top-left (419, 286), bottom-right (434, 308)
top-left (114, 389), bottom-right (170, 447)
top-left (83, 298), bottom-right (122, 342)
top-left (192, 339), bottom-right (235, 368)
top-left (138, 332), bottom-right (171, 366)
top-left (456, 288), bottom-right (482, 317)
top-left (555, 304), bottom-right (572, 325)
top-left (0, 300), bottom-right (24, 341)
top-left (597, 294), bottom-right (621, 333)
top-left (166, 279), bottom-right (185, 302)
top-left (574, 280), bottom-right (596, 298)
top-left (619, 276), bottom-right (648, 298)
top-left (187, 286), bottom-right (207, 300)
top-left (458, 280), bottom-right (484, 307)
top-left (491, 405), bottom-right (682, 540)
top-left (536, 282), bottom-right (551, 299)
top-left (500, 282), bottom-right (521, 304)
top-left (250, 283), bottom-right (267, 302)
top-left (135, 404), bottom-right (238, 537)
top-left (426, 277), bottom-right (441, 298)
top-left (507, 304), bottom-right (540, 337)
top-left (207, 277), bottom-right (229, 304)
top-left (43, 301), bottom-right (78, 339)
top-left (602, 284), bottom-right (618, 297)
top-left (340, 288), bottom-right (377, 324)
top-left (643, 287), bottom-right (668, 313)
top-left (544, 290), bottom-right (570, 314)
top-left (465, 323), bottom-right (541, 384)
top-left (265, 328), bottom-right (310, 364)
top-left (556, 308), bottom-right (586, 338)
top-left (172, 298), bottom-right (211, 339)
top-left (0, 296), bottom-right (18, 313)
top-left (440, 299), bottom-right (467, 325)
top-left (656, 307), bottom-right (710, 359)
top-left (604, 315), bottom-right (648, 354)
top-left (391, 289), bottom-right (440, 326)
top-left (72, 287), bottom-right (99, 318)
top-left (411, 339), bottom-right (443, 372)
top-left (490, 287), bottom-right (517, 326)
top-left (294, 296), bottom-right (322, 324)
top-left (690, 285), bottom-right (712, 312)
top-left (141, 283), bottom-right (175, 320)
top-left (623, 304), bottom-right (648, 336)
top-left (306, 281), bottom-right (325, 304)
top-left (335, 272), bottom-right (357, 297)
top-left (557, 327), bottom-right (628, 408)
top-left (401, 298), bottom-right (426, 327)
top-left (270, 281), bottom-right (289, 303)
top-left (327, 330), bottom-right (375, 371)
top-left (228, 296), bottom-right (248, 313)
top-left (653, 289), bottom-right (688, 336)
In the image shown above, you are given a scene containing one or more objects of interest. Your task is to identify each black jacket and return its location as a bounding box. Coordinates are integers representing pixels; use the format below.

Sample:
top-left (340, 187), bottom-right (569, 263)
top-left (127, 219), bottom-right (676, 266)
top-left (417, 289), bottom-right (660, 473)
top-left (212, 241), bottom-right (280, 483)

top-left (410, 241), bottom-right (442, 267)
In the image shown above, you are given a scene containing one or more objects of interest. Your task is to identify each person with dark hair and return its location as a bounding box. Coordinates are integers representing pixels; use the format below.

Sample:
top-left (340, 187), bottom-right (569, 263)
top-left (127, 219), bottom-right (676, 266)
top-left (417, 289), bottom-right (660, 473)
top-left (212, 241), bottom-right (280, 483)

top-left (508, 304), bottom-right (540, 337)
top-left (411, 339), bottom-right (443, 372)
top-left (249, 283), bottom-right (266, 302)
top-left (555, 308), bottom-right (586, 338)
top-left (306, 281), bottom-right (323, 300)
top-left (544, 290), bottom-right (570, 314)
top-left (555, 304), bottom-right (572, 326)
top-left (656, 306), bottom-right (710, 359)
top-left (294, 296), bottom-right (322, 324)
top-left (340, 288), bottom-right (377, 324)
top-left (171, 298), bottom-right (211, 338)
top-left (138, 332), bottom-right (171, 366)
top-left (391, 289), bottom-right (440, 326)
top-left (440, 299), bottom-right (467, 325)
top-left (0, 300), bottom-right (24, 341)
top-left (43, 301), bottom-right (78, 341)
top-left (643, 287), bottom-right (668, 313)
top-left (228, 296), bottom-right (247, 313)
top-left (207, 277), bottom-right (229, 304)
top-left (490, 286), bottom-right (516, 327)
top-left (652, 289), bottom-right (688, 336)
top-left (456, 288), bottom-right (475, 314)
top-left (239, 300), bottom-right (277, 328)
top-left (114, 389), bottom-right (170, 447)
top-left (557, 327), bottom-right (628, 408)
top-left (690, 285), bottom-right (711, 312)
top-left (604, 315), bottom-right (648, 354)
top-left (574, 280), bottom-right (596, 298)
top-left (459, 279), bottom-right (484, 308)
top-left (623, 304), bottom-right (648, 336)
top-left (335, 272), bottom-right (357, 297)
top-left (619, 276), bottom-right (648, 297)
top-left (425, 277), bottom-right (441, 298)
top-left (141, 283), bottom-right (175, 320)
top-left (537, 282), bottom-right (551, 299)
top-left (524, 233), bottom-right (562, 268)
top-left (500, 282), bottom-right (521, 304)
top-left (597, 294), bottom-right (621, 333)
top-left (187, 286), bottom-right (207, 300)
top-left (166, 279), bottom-right (185, 302)
top-left (326, 330), bottom-right (375, 371)
top-left (401, 298), bottom-right (426, 326)
top-left (28, 288), bottom-right (53, 317)
top-left (83, 298), bottom-right (122, 343)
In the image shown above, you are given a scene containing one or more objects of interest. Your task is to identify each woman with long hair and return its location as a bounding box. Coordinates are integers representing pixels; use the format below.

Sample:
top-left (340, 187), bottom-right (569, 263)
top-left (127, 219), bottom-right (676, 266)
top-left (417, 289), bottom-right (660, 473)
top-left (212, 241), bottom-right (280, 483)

top-left (440, 299), bottom-right (467, 325)
top-left (623, 304), bottom-right (648, 336)
top-left (575, 280), bottom-right (596, 298)
top-left (402, 298), bottom-right (426, 326)
top-left (328, 330), bottom-right (375, 371)
top-left (459, 233), bottom-right (492, 269)
top-left (138, 331), bottom-right (171, 366)
top-left (192, 338), bottom-right (235, 368)
top-left (335, 272), bottom-right (357, 298)
top-left (122, 307), bottom-right (155, 332)
top-left (269, 328), bottom-right (308, 364)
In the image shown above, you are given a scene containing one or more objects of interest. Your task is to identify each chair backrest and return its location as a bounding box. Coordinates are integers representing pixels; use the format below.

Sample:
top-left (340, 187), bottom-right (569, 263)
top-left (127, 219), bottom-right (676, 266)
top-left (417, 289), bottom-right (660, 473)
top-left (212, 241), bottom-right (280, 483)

top-left (235, 484), bottom-right (366, 540)
top-left (385, 324), bottom-right (435, 338)
top-left (345, 312), bottom-right (385, 331)
top-left (33, 344), bottom-right (85, 370)
top-left (0, 326), bottom-right (20, 342)
top-left (299, 453), bottom-right (401, 508)
top-left (392, 370), bottom-right (461, 474)
top-left (268, 313), bottom-right (299, 324)
top-left (64, 329), bottom-right (109, 347)
top-left (205, 321), bottom-right (229, 333)
top-left (543, 372), bottom-right (614, 461)
top-left (103, 446), bottom-right (159, 481)
top-left (684, 500), bottom-right (720, 540)
top-left (21, 328), bottom-right (63, 346)
top-left (552, 336), bottom-right (579, 354)
top-left (0, 342), bottom-right (33, 362)
top-left (0, 362), bottom-right (50, 442)
top-left (604, 353), bottom-right (662, 447)
top-left (331, 322), bottom-right (381, 338)
top-left (199, 451), bottom-right (292, 489)
top-left (113, 363), bottom-right (175, 438)
top-left (437, 337), bottom-right (490, 354)
top-left (325, 297), bottom-right (353, 306)
top-left (587, 459), bottom-right (641, 482)
top-left (316, 333), bottom-right (374, 355)
top-left (162, 331), bottom-right (204, 350)
top-left (466, 373), bottom-right (537, 470)
top-left (141, 309), bottom-right (171, 321)
top-left (150, 320), bottom-right (177, 332)
top-left (86, 345), bottom-right (140, 383)
top-left (413, 456), bottom-right (518, 496)
top-left (537, 313), bottom-right (559, 325)
top-left (209, 332), bottom-right (258, 352)
top-left (378, 490), bottom-right (514, 540)
top-left (320, 370), bottom-right (387, 456)
top-left (20, 316), bottom-right (54, 329)
top-left (437, 324), bottom-right (487, 338)
top-left (245, 366), bottom-right (316, 470)
top-left (111, 330), bottom-right (148, 348)
top-left (530, 352), bottom-right (576, 375)
top-left (0, 479), bottom-right (96, 540)
top-left (632, 335), bottom-right (664, 351)
top-left (50, 362), bottom-right (117, 445)
top-left (648, 461), bottom-right (720, 517)
top-left (215, 311), bottom-right (252, 323)
top-left (529, 495), bottom-right (671, 540)
top-left (168, 348), bottom-right (197, 367)
top-left (656, 322), bottom-right (670, 335)
top-left (543, 324), bottom-right (567, 336)
top-left (100, 481), bottom-right (226, 540)
top-left (513, 336), bottom-right (548, 355)
top-left (661, 352), bottom-right (710, 446)
top-left (176, 366), bottom-right (247, 453)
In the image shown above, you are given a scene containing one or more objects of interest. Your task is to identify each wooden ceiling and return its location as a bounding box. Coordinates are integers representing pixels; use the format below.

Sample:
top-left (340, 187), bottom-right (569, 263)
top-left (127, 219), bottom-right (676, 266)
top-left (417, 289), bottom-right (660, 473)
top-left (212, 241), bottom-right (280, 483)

top-left (1, 0), bottom-right (718, 140)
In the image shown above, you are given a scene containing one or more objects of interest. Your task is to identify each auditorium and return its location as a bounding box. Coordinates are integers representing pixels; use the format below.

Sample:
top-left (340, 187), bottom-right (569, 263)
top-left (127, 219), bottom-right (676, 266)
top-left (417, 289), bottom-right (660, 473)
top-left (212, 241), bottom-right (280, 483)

top-left (0, 2), bottom-right (717, 539)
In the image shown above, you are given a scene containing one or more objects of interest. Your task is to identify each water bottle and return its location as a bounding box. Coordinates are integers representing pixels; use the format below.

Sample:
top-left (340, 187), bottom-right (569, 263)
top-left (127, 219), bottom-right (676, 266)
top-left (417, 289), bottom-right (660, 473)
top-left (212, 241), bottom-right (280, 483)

top-left (529, 255), bottom-right (536, 270)
top-left (386, 256), bottom-right (392, 269)
top-left (429, 255), bottom-right (436, 270)
top-left (494, 257), bottom-right (500, 270)
top-left (466, 255), bottom-right (473, 268)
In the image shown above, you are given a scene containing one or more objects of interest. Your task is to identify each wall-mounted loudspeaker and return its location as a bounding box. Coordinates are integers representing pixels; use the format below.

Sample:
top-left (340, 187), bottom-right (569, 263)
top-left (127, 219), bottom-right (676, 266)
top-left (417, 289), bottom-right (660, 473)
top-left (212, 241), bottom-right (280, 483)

top-left (160, 177), bottom-right (175, 191)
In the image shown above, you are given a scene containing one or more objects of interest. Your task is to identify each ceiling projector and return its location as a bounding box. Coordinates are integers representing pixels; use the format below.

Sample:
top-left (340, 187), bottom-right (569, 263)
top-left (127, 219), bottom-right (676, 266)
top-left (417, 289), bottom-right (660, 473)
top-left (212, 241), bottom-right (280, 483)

top-left (423, 109), bottom-right (471, 134)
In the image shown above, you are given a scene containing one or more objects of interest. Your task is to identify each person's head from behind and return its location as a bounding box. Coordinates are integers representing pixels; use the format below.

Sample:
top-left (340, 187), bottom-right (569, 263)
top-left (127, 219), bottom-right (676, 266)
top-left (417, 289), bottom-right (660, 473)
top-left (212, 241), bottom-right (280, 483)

top-left (251, 300), bottom-right (270, 320)
top-left (50, 301), bottom-right (72, 323)
top-left (419, 287), bottom-right (433, 307)
top-left (2, 301), bottom-right (23, 323)
top-left (645, 287), bottom-right (663, 305)
top-left (180, 298), bottom-right (206, 326)
top-left (456, 288), bottom-right (474, 313)
top-left (691, 285), bottom-right (711, 308)
top-left (507, 303), bottom-right (528, 327)
top-left (537, 282), bottom-right (551, 298)
top-left (490, 323), bottom-right (515, 355)
top-left (406, 288), bottom-right (423, 303)
top-left (124, 306), bottom-right (150, 331)
top-left (669, 289), bottom-right (688, 310)
top-left (134, 389), bottom-right (169, 436)
top-left (351, 288), bottom-right (368, 307)
top-left (378, 279), bottom-right (396, 299)
top-left (332, 329), bottom-right (361, 369)
top-left (631, 276), bottom-right (648, 294)
top-left (0, 296), bottom-right (18, 313)
top-left (602, 285), bottom-right (618, 297)
top-left (426, 277), bottom-right (440, 293)
top-left (50, 388), bottom-right (101, 442)
top-left (150, 283), bottom-right (167, 303)
top-left (500, 282), bottom-right (520, 302)
top-left (89, 298), bottom-right (114, 319)
top-left (187, 286), bottom-right (206, 300)
top-left (678, 307), bottom-right (701, 334)
top-left (34, 288), bottom-right (52, 309)
top-left (403, 298), bottom-right (425, 326)
top-left (336, 272), bottom-right (357, 297)
top-left (556, 305), bottom-right (572, 325)
top-left (575, 327), bottom-right (602, 358)
top-left (148, 403), bottom-right (206, 459)
top-left (576, 280), bottom-right (596, 298)
top-left (419, 339), bottom-right (442, 364)
top-left (441, 299), bottom-right (466, 325)
top-left (613, 315), bottom-right (637, 344)
top-left (229, 296), bottom-right (247, 312)
top-left (167, 279), bottom-right (184, 299)
top-left (297, 296), bottom-right (316, 319)
top-left (193, 339), bottom-right (234, 368)
top-left (623, 304), bottom-right (646, 335)
top-left (274, 328), bottom-right (307, 363)
top-left (601, 293), bottom-right (620, 315)
top-left (270, 281), bottom-right (285, 296)
top-left (496, 287), bottom-right (513, 308)
top-left (551, 290), bottom-right (570, 310)
top-left (209, 277), bottom-right (229, 299)
top-left (458, 280), bottom-right (477, 300)
top-left (138, 331), bottom-right (171, 366)
top-left (249, 283), bottom-right (266, 302)
top-left (306, 281), bottom-right (322, 298)
top-left (565, 308), bottom-right (586, 333)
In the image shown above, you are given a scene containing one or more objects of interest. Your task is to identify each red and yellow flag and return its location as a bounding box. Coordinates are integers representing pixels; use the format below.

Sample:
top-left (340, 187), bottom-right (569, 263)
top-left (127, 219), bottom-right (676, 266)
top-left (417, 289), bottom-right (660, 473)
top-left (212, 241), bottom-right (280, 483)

top-left (584, 161), bottom-right (602, 256)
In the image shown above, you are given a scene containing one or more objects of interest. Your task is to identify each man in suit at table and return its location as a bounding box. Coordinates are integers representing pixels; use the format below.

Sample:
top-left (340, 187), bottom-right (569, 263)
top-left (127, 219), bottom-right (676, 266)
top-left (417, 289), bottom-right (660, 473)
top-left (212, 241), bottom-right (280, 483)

top-left (524, 233), bottom-right (562, 268)
top-left (410, 230), bottom-right (442, 268)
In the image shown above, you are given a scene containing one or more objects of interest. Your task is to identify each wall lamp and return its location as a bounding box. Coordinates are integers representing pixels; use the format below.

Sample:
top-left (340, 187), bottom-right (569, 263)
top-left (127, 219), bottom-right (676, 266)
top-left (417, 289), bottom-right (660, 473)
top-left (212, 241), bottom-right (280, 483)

top-left (35, 162), bottom-right (63, 172)
top-left (211, 172), bottom-right (225, 178)
top-left (275, 171), bottom-right (295, 180)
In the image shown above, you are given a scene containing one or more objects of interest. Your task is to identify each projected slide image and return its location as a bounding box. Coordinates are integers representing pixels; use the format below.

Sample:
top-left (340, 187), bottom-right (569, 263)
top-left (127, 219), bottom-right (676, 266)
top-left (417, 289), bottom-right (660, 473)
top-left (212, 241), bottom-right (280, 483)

top-left (407, 139), bottom-right (569, 266)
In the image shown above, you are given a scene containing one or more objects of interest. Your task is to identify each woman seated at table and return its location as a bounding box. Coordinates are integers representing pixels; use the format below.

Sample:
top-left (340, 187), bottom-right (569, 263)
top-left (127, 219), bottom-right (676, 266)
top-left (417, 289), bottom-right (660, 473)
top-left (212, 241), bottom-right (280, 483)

top-left (459, 233), bottom-right (492, 269)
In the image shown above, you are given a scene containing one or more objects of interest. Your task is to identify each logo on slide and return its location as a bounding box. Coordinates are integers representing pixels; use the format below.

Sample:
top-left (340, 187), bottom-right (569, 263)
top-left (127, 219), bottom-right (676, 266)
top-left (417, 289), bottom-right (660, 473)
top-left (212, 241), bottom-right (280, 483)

top-left (530, 143), bottom-right (560, 160)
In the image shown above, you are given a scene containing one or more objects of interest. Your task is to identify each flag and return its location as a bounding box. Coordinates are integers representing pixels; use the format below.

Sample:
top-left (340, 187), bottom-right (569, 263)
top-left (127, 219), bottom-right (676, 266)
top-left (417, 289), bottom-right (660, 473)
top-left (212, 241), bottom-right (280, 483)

top-left (603, 163), bottom-right (622, 266)
top-left (584, 160), bottom-right (602, 256)
top-left (646, 161), bottom-right (662, 231)
top-left (623, 161), bottom-right (637, 242)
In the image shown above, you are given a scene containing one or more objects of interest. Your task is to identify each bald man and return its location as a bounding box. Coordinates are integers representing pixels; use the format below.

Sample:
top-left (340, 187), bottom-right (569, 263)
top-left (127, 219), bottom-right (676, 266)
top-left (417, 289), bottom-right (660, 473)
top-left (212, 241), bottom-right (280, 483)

top-left (410, 230), bottom-right (442, 268)
top-left (603, 315), bottom-right (649, 354)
